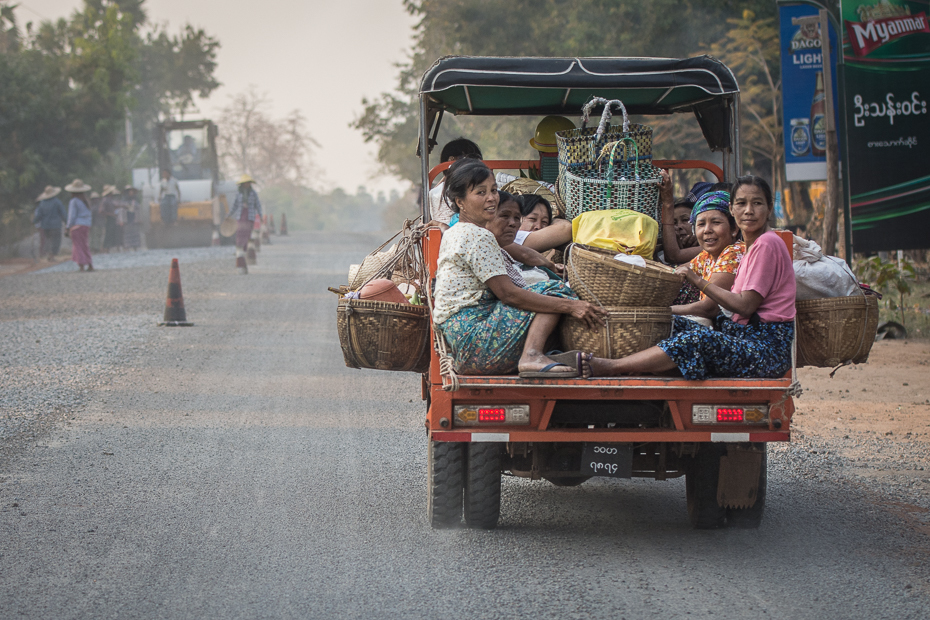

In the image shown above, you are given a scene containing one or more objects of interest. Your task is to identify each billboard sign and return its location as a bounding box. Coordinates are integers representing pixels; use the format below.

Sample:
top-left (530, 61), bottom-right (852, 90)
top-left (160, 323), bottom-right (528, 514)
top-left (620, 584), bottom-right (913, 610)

top-left (779, 4), bottom-right (840, 182)
top-left (842, 0), bottom-right (930, 251)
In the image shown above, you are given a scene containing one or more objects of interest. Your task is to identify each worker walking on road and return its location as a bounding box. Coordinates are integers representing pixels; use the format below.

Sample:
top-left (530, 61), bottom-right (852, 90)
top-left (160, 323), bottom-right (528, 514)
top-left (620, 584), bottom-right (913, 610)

top-left (33, 185), bottom-right (67, 260)
top-left (64, 179), bottom-right (94, 272)
top-left (230, 174), bottom-right (263, 258)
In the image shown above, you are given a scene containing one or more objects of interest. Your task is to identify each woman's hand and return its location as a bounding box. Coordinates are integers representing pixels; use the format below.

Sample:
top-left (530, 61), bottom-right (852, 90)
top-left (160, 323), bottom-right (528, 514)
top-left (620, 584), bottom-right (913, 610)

top-left (569, 300), bottom-right (607, 330)
top-left (659, 169), bottom-right (674, 204)
top-left (675, 263), bottom-right (701, 286)
top-left (551, 263), bottom-right (565, 276)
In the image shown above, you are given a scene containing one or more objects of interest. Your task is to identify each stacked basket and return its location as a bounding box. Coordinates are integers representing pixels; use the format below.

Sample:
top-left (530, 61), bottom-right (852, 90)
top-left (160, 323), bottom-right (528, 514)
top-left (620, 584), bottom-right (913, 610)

top-left (555, 98), bottom-right (662, 222)
top-left (560, 244), bottom-right (682, 358)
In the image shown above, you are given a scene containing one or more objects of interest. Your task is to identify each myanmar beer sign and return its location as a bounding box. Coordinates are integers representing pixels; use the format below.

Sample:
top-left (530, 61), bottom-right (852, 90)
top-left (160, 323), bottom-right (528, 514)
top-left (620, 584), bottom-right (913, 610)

top-left (843, 0), bottom-right (930, 251)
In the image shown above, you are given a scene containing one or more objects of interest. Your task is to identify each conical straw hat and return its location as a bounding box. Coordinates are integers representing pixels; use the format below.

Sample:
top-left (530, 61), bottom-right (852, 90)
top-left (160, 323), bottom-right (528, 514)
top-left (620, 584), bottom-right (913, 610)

top-left (64, 179), bottom-right (92, 193)
top-left (36, 185), bottom-right (62, 201)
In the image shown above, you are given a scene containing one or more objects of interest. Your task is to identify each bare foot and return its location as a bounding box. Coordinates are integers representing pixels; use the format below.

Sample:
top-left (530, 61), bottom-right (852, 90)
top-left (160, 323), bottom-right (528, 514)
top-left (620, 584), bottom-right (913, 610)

top-left (86, 266), bottom-right (94, 272)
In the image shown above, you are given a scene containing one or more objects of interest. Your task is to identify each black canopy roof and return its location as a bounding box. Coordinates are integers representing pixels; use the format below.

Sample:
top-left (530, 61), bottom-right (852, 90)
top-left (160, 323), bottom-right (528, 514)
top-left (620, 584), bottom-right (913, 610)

top-left (418, 56), bottom-right (740, 151)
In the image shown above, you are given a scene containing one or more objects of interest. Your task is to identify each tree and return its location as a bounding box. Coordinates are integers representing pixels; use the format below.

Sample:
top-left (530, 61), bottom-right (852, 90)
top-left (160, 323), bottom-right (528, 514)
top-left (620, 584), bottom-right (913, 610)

top-left (217, 87), bottom-right (318, 187)
top-left (0, 0), bottom-right (220, 251)
top-left (354, 0), bottom-right (778, 186)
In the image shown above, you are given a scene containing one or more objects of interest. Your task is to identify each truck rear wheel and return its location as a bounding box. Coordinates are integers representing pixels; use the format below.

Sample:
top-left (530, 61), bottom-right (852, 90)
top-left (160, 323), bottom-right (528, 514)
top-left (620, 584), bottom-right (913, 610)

top-left (686, 444), bottom-right (726, 529)
top-left (464, 443), bottom-right (502, 529)
top-left (428, 440), bottom-right (464, 529)
top-left (726, 447), bottom-right (767, 529)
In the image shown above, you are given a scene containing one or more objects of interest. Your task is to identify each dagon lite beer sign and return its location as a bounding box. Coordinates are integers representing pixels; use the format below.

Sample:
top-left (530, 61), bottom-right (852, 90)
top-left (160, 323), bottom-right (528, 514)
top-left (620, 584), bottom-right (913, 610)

top-left (845, 3), bottom-right (930, 56)
top-left (778, 4), bottom-right (839, 181)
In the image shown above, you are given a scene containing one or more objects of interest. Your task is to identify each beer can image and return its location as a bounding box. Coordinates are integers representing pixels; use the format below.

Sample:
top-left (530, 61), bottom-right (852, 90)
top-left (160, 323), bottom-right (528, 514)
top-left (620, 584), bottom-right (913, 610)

top-left (790, 118), bottom-right (811, 157)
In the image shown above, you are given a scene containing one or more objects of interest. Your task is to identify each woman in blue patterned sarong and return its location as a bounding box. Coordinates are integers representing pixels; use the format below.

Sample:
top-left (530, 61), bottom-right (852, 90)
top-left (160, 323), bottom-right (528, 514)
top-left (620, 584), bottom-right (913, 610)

top-left (590, 175), bottom-right (796, 380)
top-left (432, 159), bottom-right (606, 377)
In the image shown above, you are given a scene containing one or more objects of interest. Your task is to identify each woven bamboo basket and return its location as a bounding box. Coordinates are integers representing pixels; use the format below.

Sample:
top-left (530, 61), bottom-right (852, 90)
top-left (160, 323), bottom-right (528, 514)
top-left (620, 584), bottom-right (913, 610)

top-left (560, 306), bottom-right (672, 359)
top-left (337, 298), bottom-right (431, 373)
top-left (501, 177), bottom-right (565, 218)
top-left (566, 244), bottom-right (683, 307)
top-left (796, 294), bottom-right (880, 367)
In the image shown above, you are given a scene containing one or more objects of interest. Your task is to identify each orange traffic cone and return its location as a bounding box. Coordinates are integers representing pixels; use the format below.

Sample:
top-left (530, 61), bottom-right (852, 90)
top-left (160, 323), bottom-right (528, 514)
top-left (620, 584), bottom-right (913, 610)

top-left (279, 213), bottom-right (288, 235)
top-left (159, 258), bottom-right (193, 326)
top-left (236, 249), bottom-right (248, 274)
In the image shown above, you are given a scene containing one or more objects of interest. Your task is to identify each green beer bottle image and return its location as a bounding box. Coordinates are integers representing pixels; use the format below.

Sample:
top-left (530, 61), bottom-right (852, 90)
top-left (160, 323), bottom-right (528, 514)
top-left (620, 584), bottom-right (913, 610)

top-left (810, 71), bottom-right (826, 157)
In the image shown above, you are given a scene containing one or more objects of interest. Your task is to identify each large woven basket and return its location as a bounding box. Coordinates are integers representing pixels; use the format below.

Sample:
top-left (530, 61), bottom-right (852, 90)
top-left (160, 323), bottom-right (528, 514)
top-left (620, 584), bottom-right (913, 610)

top-left (796, 294), bottom-right (880, 367)
top-left (556, 98), bottom-right (653, 177)
top-left (567, 244), bottom-right (683, 307)
top-left (337, 298), bottom-right (431, 373)
top-left (560, 306), bottom-right (672, 359)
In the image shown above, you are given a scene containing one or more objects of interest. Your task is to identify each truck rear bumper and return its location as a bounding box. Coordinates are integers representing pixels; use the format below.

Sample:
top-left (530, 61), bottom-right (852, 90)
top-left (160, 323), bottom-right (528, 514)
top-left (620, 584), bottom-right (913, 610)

top-left (427, 374), bottom-right (795, 443)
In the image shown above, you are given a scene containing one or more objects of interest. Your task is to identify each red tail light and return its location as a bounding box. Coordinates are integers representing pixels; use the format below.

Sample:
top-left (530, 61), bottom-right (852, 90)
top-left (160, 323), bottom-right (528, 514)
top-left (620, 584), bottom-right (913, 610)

top-left (478, 408), bottom-right (506, 423)
top-left (716, 407), bottom-right (745, 423)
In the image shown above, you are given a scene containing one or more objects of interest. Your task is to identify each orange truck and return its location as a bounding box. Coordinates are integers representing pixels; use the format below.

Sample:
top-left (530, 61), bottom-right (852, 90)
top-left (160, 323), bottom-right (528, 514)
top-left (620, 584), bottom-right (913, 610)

top-left (416, 56), bottom-right (798, 529)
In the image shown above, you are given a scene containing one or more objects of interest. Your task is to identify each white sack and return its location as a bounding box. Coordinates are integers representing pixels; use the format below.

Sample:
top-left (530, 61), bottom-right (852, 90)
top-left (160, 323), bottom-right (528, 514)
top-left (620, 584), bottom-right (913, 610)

top-left (792, 235), bottom-right (859, 300)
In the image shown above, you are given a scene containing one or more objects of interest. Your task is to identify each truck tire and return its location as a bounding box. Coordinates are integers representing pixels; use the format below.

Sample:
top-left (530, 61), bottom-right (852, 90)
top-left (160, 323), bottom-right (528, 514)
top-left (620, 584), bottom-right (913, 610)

top-left (464, 443), bottom-right (502, 529)
top-left (428, 440), bottom-right (464, 529)
top-left (686, 443), bottom-right (726, 529)
top-left (544, 476), bottom-right (592, 487)
top-left (726, 446), bottom-right (767, 529)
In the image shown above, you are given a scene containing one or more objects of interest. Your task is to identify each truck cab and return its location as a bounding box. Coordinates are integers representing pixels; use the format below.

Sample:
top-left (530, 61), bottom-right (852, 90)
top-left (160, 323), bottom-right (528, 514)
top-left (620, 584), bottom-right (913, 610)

top-left (416, 56), bottom-right (797, 530)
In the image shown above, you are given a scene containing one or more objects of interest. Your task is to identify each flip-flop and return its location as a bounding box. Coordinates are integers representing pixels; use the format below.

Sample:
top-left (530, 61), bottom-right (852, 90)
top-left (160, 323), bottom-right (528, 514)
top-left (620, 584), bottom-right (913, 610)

top-left (519, 361), bottom-right (579, 379)
top-left (545, 350), bottom-right (595, 377)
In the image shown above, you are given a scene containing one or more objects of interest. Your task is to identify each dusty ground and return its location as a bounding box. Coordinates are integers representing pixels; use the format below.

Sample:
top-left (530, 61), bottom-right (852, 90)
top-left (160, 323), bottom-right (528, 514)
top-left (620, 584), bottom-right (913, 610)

top-left (1, 234), bottom-right (929, 619)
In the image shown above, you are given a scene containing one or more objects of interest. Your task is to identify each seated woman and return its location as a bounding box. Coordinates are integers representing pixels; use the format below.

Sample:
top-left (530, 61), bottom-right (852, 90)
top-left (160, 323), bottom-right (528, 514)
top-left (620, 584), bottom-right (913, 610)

top-left (432, 158), bottom-right (606, 377)
top-left (486, 191), bottom-right (529, 288)
top-left (671, 191), bottom-right (745, 321)
top-left (512, 194), bottom-right (573, 254)
top-left (590, 176), bottom-right (795, 380)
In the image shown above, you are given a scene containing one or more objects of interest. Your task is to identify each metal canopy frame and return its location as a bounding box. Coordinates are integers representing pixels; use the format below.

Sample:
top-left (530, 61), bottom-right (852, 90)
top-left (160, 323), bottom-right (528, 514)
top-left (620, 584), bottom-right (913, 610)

top-left (417, 56), bottom-right (742, 219)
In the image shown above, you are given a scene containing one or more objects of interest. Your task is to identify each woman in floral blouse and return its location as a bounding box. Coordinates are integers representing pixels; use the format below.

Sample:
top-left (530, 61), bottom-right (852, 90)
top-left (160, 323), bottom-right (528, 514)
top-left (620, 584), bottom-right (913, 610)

top-left (671, 190), bottom-right (745, 321)
top-left (432, 159), bottom-right (605, 377)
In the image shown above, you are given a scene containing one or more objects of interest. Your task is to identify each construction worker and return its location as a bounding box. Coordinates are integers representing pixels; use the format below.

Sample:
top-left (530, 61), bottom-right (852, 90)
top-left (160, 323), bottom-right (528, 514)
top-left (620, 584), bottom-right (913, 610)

top-left (529, 116), bottom-right (574, 184)
top-left (230, 174), bottom-right (263, 255)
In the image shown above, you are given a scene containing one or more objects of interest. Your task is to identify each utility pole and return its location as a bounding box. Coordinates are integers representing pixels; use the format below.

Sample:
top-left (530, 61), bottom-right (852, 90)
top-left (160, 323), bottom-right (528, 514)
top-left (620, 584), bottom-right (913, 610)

top-left (792, 11), bottom-right (840, 257)
top-left (818, 9), bottom-right (840, 258)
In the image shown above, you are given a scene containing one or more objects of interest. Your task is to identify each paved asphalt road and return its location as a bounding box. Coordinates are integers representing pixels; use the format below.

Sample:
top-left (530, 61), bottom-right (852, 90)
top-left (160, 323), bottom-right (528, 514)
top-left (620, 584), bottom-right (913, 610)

top-left (1, 232), bottom-right (928, 619)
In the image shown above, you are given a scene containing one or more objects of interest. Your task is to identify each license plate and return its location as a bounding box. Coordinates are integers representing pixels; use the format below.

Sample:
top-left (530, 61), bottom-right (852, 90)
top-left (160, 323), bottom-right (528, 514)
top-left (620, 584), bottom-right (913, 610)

top-left (581, 443), bottom-right (632, 478)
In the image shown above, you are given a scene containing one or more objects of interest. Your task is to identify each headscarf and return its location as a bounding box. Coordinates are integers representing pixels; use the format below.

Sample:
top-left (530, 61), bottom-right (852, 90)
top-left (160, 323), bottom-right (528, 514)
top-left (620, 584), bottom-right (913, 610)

top-left (685, 182), bottom-right (715, 207)
top-left (689, 190), bottom-right (731, 225)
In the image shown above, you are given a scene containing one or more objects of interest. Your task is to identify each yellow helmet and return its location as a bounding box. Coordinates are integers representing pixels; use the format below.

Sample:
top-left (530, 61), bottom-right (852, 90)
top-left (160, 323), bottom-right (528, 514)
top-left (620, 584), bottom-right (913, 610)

top-left (529, 116), bottom-right (575, 153)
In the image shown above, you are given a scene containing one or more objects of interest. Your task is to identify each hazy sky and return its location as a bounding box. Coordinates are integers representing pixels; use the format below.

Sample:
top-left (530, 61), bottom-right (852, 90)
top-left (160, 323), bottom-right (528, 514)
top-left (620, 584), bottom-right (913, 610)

top-left (14, 0), bottom-right (418, 195)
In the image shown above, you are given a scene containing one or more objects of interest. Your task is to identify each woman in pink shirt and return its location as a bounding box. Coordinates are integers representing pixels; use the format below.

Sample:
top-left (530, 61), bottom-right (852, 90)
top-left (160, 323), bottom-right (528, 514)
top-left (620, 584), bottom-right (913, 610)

top-left (590, 175), bottom-right (796, 379)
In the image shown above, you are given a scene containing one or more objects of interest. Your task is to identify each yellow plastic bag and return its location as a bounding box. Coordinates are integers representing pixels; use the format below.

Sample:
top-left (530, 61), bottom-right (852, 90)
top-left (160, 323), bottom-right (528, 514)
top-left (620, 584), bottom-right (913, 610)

top-left (571, 209), bottom-right (658, 258)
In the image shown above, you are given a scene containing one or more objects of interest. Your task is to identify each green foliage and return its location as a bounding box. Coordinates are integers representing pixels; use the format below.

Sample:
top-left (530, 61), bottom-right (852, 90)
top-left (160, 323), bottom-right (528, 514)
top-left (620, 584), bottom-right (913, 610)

top-left (855, 255), bottom-right (918, 327)
top-left (354, 0), bottom-right (778, 186)
top-left (0, 0), bottom-right (219, 251)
